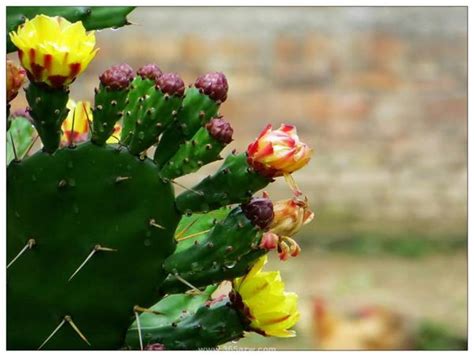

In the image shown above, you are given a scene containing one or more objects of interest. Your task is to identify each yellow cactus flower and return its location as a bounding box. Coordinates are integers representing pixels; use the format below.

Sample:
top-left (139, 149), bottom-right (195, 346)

top-left (61, 100), bottom-right (91, 146)
top-left (9, 15), bottom-right (98, 88)
top-left (232, 256), bottom-right (300, 337)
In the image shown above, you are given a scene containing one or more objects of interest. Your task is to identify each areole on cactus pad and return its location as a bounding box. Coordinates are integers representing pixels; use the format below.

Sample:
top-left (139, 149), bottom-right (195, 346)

top-left (6, 11), bottom-right (314, 350)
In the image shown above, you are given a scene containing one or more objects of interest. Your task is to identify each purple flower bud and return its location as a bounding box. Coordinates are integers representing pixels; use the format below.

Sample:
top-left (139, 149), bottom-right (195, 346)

top-left (156, 72), bottom-right (185, 97)
top-left (206, 118), bottom-right (233, 144)
top-left (194, 72), bottom-right (229, 102)
top-left (99, 64), bottom-right (134, 90)
top-left (137, 64), bottom-right (163, 82)
top-left (144, 343), bottom-right (165, 351)
top-left (241, 197), bottom-right (274, 229)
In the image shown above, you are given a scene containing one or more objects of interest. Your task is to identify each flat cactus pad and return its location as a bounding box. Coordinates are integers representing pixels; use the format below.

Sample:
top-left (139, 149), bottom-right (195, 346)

top-left (7, 142), bottom-right (180, 349)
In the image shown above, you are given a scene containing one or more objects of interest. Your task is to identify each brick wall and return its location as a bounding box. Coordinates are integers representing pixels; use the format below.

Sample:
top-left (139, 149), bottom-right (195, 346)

top-left (9, 7), bottom-right (467, 238)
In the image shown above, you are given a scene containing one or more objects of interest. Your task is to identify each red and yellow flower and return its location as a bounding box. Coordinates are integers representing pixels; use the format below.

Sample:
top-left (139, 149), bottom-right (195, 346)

top-left (247, 124), bottom-right (312, 178)
top-left (61, 100), bottom-right (91, 146)
top-left (9, 15), bottom-right (98, 88)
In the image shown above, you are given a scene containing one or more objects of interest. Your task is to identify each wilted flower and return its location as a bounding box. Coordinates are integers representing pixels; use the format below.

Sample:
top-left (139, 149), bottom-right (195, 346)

top-left (61, 100), bottom-right (91, 146)
top-left (10, 15), bottom-right (98, 88)
top-left (6, 60), bottom-right (26, 102)
top-left (232, 255), bottom-right (300, 337)
top-left (247, 124), bottom-right (312, 178)
top-left (269, 196), bottom-right (314, 237)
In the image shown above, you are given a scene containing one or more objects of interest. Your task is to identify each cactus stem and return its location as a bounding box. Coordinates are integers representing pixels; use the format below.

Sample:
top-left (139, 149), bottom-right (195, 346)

top-left (9, 132), bottom-right (19, 162)
top-left (37, 318), bottom-right (66, 350)
top-left (171, 180), bottom-right (204, 196)
top-left (21, 135), bottom-right (39, 160)
top-left (173, 274), bottom-right (202, 294)
top-left (115, 176), bottom-right (131, 183)
top-left (68, 244), bottom-right (117, 281)
top-left (6, 238), bottom-right (36, 269)
top-left (134, 311), bottom-right (144, 350)
top-left (133, 305), bottom-right (163, 316)
top-left (149, 219), bottom-right (165, 230)
top-left (175, 218), bottom-right (199, 239)
top-left (64, 315), bottom-right (91, 346)
top-left (176, 229), bottom-right (211, 242)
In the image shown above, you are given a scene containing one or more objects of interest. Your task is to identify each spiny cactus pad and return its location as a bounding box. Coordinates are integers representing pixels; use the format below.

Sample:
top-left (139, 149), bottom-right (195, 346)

top-left (7, 142), bottom-right (180, 349)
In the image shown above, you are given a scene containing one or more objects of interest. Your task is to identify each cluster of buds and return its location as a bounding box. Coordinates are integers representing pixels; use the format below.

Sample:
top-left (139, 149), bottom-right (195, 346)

top-left (259, 193), bottom-right (314, 261)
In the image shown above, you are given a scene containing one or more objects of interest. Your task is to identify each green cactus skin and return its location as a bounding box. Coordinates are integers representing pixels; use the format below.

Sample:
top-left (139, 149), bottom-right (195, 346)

top-left (160, 206), bottom-right (266, 294)
top-left (125, 285), bottom-right (217, 348)
top-left (7, 116), bottom-right (37, 165)
top-left (25, 82), bottom-right (69, 154)
top-left (121, 76), bottom-right (155, 145)
top-left (175, 152), bottom-right (271, 213)
top-left (7, 6), bottom-right (135, 53)
top-left (7, 142), bottom-right (180, 350)
top-left (127, 87), bottom-right (183, 155)
top-left (154, 87), bottom-right (219, 167)
top-left (126, 292), bottom-right (245, 350)
top-left (92, 83), bottom-right (129, 145)
top-left (160, 126), bottom-right (227, 179)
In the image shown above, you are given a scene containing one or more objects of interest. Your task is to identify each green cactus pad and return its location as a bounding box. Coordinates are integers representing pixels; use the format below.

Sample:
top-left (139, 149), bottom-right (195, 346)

top-left (125, 284), bottom-right (217, 348)
top-left (25, 82), bottom-right (69, 153)
top-left (154, 87), bottom-right (219, 167)
top-left (7, 142), bottom-right (180, 350)
top-left (175, 152), bottom-right (271, 213)
top-left (126, 291), bottom-right (244, 350)
top-left (7, 6), bottom-right (135, 53)
top-left (160, 126), bottom-right (227, 179)
top-left (160, 206), bottom-right (265, 294)
top-left (127, 88), bottom-right (183, 155)
top-left (92, 83), bottom-right (129, 145)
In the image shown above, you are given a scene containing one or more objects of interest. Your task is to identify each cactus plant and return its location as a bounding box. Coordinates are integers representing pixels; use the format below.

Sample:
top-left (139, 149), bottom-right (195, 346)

top-left (6, 12), bottom-right (314, 350)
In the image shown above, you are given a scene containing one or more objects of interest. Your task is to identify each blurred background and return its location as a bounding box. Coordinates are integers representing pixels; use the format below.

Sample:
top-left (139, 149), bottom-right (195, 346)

top-left (8, 6), bottom-right (467, 350)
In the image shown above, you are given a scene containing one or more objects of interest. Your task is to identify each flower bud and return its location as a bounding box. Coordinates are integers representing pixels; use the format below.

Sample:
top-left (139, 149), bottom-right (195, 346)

top-left (247, 124), bottom-right (312, 178)
top-left (206, 117), bottom-right (234, 144)
top-left (194, 72), bottom-right (228, 102)
top-left (137, 64), bottom-right (162, 82)
top-left (241, 197), bottom-right (274, 229)
top-left (156, 72), bottom-right (185, 97)
top-left (6, 60), bottom-right (26, 102)
top-left (99, 64), bottom-right (134, 90)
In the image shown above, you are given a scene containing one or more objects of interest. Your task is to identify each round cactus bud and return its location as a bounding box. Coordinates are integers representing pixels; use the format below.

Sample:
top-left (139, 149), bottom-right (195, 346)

top-left (241, 197), bottom-right (274, 229)
top-left (6, 60), bottom-right (26, 102)
top-left (137, 64), bottom-right (162, 82)
top-left (194, 72), bottom-right (229, 102)
top-left (145, 343), bottom-right (165, 350)
top-left (99, 64), bottom-right (134, 90)
top-left (205, 117), bottom-right (234, 144)
top-left (156, 72), bottom-right (185, 97)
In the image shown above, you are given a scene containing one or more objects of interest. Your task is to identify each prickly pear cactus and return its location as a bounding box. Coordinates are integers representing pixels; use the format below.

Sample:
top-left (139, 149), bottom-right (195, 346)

top-left (6, 11), bottom-right (314, 350)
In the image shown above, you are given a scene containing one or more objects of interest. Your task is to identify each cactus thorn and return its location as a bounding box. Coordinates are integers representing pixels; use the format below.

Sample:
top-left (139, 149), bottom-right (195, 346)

top-left (54, 109), bottom-right (60, 115)
top-left (183, 158), bottom-right (190, 163)
top-left (176, 229), bottom-right (211, 242)
top-left (7, 238), bottom-right (36, 269)
top-left (134, 311), bottom-right (144, 351)
top-left (21, 135), bottom-right (39, 160)
top-left (133, 305), bottom-right (163, 316)
top-left (68, 244), bottom-right (117, 281)
top-left (174, 274), bottom-right (202, 294)
top-left (191, 140), bottom-right (197, 146)
top-left (172, 110), bottom-right (177, 116)
top-left (197, 160), bottom-right (204, 167)
top-left (175, 218), bottom-right (199, 239)
top-left (199, 111), bottom-right (205, 118)
top-left (111, 100), bottom-right (117, 107)
top-left (171, 180), bottom-right (204, 196)
top-left (35, 97), bottom-right (41, 104)
top-left (205, 144), bottom-right (212, 150)
top-left (37, 318), bottom-right (66, 350)
top-left (9, 132), bottom-right (19, 162)
top-left (96, 105), bottom-right (103, 111)
top-left (149, 219), bottom-right (165, 230)
top-left (64, 315), bottom-right (91, 346)
top-left (115, 176), bottom-right (131, 183)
